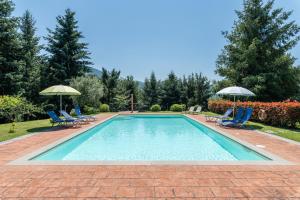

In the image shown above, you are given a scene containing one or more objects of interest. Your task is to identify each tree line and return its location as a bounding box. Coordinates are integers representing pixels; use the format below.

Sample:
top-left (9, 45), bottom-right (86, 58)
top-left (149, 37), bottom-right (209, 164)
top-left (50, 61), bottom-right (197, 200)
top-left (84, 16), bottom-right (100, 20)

top-left (97, 70), bottom-right (211, 111)
top-left (0, 0), bottom-right (300, 116)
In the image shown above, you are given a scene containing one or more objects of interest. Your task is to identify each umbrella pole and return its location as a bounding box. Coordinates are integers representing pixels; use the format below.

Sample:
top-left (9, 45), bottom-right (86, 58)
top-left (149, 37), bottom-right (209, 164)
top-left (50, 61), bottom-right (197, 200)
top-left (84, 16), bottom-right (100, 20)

top-left (60, 95), bottom-right (62, 113)
top-left (233, 95), bottom-right (236, 118)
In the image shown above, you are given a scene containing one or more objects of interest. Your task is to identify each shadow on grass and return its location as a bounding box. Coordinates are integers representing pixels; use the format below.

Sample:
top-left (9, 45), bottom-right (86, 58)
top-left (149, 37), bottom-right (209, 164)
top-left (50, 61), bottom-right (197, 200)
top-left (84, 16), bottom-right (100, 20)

top-left (27, 125), bottom-right (63, 133)
top-left (27, 124), bottom-right (83, 133)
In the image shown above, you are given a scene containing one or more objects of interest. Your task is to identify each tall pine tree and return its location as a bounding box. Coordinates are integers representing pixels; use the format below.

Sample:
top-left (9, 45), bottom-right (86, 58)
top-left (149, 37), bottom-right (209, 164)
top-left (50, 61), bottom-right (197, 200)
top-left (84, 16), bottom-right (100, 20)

top-left (44, 9), bottom-right (91, 87)
top-left (0, 0), bottom-right (22, 95)
top-left (143, 72), bottom-right (159, 108)
top-left (160, 72), bottom-right (181, 109)
top-left (100, 68), bottom-right (120, 105)
top-left (117, 75), bottom-right (139, 110)
top-left (216, 0), bottom-right (300, 101)
top-left (20, 10), bottom-right (43, 102)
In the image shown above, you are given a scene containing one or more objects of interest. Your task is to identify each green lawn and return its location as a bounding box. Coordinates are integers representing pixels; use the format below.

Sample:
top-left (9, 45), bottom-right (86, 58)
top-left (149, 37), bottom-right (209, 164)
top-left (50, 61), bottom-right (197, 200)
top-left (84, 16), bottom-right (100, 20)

top-left (0, 119), bottom-right (53, 142)
top-left (202, 111), bottom-right (300, 142)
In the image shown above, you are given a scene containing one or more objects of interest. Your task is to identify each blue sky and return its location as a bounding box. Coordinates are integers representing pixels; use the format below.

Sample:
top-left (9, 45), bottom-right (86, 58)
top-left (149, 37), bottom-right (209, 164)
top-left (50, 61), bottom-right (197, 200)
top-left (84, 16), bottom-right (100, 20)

top-left (13, 0), bottom-right (300, 81)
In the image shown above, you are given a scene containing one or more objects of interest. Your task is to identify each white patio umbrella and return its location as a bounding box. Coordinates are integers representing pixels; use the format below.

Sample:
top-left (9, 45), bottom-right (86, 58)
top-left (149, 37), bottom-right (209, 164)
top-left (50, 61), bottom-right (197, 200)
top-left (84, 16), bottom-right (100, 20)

top-left (39, 85), bottom-right (81, 112)
top-left (216, 86), bottom-right (255, 117)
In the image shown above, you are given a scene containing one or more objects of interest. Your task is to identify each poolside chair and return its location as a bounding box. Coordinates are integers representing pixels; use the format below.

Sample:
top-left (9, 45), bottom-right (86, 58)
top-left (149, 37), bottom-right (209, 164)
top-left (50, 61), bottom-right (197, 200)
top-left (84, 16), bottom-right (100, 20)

top-left (219, 107), bottom-right (253, 128)
top-left (186, 106), bottom-right (195, 114)
top-left (47, 111), bottom-right (79, 127)
top-left (217, 107), bottom-right (244, 126)
top-left (193, 106), bottom-right (202, 114)
top-left (47, 111), bottom-right (65, 126)
top-left (205, 108), bottom-right (233, 121)
top-left (74, 106), bottom-right (96, 121)
top-left (60, 110), bottom-right (85, 125)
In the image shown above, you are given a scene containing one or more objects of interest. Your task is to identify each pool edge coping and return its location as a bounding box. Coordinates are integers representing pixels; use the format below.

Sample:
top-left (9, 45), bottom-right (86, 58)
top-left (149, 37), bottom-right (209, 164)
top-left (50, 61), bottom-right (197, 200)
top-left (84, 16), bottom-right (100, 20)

top-left (8, 113), bottom-right (293, 166)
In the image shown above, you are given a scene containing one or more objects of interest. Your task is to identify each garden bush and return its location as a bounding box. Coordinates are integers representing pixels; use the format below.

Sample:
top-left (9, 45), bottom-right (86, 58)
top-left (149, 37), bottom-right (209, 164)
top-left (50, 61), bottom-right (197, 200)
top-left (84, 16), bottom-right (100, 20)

top-left (150, 104), bottom-right (161, 112)
top-left (0, 96), bottom-right (44, 123)
top-left (83, 105), bottom-right (99, 115)
top-left (170, 104), bottom-right (185, 112)
top-left (100, 104), bottom-right (110, 112)
top-left (208, 100), bottom-right (300, 128)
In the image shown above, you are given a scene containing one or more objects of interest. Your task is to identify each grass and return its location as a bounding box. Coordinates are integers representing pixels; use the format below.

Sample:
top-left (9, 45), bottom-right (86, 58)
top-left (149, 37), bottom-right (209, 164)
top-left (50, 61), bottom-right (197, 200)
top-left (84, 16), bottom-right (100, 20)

top-left (202, 111), bottom-right (300, 142)
top-left (0, 119), bottom-right (53, 142)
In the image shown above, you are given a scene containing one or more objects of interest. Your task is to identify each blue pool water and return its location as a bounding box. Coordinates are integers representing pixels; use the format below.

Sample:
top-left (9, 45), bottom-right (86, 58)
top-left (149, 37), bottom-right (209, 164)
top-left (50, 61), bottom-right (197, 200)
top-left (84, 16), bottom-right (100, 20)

top-left (33, 115), bottom-right (270, 161)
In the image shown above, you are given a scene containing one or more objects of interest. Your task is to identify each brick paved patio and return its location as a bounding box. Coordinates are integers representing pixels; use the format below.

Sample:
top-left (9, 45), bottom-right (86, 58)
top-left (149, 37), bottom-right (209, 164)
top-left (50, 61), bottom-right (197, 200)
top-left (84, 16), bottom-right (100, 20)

top-left (0, 113), bottom-right (300, 199)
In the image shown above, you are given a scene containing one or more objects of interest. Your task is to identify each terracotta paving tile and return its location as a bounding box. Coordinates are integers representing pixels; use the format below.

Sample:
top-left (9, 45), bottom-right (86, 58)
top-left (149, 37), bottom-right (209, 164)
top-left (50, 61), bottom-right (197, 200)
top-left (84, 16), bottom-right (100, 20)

top-left (115, 186), bottom-right (136, 197)
top-left (129, 178), bottom-right (154, 187)
top-left (285, 178), bottom-right (300, 186)
top-left (245, 186), bottom-right (296, 198)
top-left (106, 171), bottom-right (125, 179)
top-left (76, 187), bottom-right (100, 197)
top-left (38, 187), bottom-right (62, 198)
top-left (18, 187), bottom-right (47, 198)
top-left (154, 187), bottom-right (176, 198)
top-left (96, 186), bottom-right (117, 197)
top-left (94, 171), bottom-right (108, 178)
top-left (211, 178), bottom-right (234, 186)
top-left (1, 187), bottom-right (25, 198)
top-left (60, 178), bottom-right (97, 187)
top-left (174, 187), bottom-right (215, 198)
top-left (210, 187), bottom-right (250, 198)
top-left (197, 179), bottom-right (216, 186)
top-left (135, 187), bottom-right (154, 197)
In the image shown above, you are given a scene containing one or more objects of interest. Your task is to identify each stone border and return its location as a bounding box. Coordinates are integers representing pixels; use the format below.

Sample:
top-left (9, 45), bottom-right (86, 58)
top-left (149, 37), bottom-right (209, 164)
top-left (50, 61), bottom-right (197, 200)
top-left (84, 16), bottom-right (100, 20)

top-left (9, 114), bottom-right (292, 166)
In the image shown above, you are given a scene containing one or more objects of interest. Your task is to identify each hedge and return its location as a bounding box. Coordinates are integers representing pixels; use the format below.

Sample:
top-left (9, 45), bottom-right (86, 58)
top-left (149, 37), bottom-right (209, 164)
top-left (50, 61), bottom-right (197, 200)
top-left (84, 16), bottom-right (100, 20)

top-left (208, 100), bottom-right (300, 128)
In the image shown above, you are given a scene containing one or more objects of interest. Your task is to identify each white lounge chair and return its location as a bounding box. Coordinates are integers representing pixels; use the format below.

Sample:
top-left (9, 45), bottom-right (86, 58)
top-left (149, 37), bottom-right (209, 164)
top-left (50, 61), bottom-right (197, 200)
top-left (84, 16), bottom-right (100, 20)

top-left (193, 106), bottom-right (202, 114)
top-left (186, 106), bottom-right (195, 114)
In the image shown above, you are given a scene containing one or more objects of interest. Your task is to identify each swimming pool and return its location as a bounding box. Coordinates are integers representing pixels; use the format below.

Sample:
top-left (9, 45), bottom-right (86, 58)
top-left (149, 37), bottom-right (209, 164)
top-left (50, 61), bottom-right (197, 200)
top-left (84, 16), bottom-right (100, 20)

top-left (31, 115), bottom-right (270, 161)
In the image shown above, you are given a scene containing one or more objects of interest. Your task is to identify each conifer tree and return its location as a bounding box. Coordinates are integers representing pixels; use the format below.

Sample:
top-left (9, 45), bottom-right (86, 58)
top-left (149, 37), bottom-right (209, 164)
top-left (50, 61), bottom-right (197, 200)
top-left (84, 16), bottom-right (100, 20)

top-left (20, 10), bottom-right (42, 102)
top-left (44, 9), bottom-right (91, 87)
top-left (0, 0), bottom-right (22, 95)
top-left (100, 68), bottom-right (120, 105)
top-left (160, 72), bottom-right (181, 109)
top-left (216, 0), bottom-right (300, 101)
top-left (143, 72), bottom-right (159, 108)
top-left (117, 75), bottom-right (139, 110)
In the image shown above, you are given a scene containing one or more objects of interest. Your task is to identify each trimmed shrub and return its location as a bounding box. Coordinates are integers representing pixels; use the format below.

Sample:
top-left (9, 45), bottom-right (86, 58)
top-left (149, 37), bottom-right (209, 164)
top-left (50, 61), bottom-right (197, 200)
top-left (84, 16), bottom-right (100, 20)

top-left (170, 104), bottom-right (185, 112)
top-left (208, 100), bottom-right (300, 127)
top-left (100, 104), bottom-right (110, 112)
top-left (83, 105), bottom-right (98, 115)
top-left (150, 104), bottom-right (161, 112)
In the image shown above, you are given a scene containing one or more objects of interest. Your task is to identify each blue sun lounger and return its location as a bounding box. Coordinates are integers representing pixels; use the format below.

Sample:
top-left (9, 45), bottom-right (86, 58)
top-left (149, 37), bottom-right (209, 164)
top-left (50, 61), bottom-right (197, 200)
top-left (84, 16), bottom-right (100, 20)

top-left (205, 108), bottom-right (233, 121)
top-left (60, 110), bottom-right (84, 125)
top-left (75, 106), bottom-right (96, 121)
top-left (217, 107), bottom-right (244, 126)
top-left (47, 111), bottom-right (79, 127)
top-left (219, 107), bottom-right (253, 128)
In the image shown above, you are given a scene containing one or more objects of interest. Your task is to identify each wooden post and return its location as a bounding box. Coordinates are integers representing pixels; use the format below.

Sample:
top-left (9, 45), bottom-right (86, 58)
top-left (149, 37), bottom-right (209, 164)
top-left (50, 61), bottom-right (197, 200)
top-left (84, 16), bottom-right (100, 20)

top-left (131, 94), bottom-right (133, 113)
